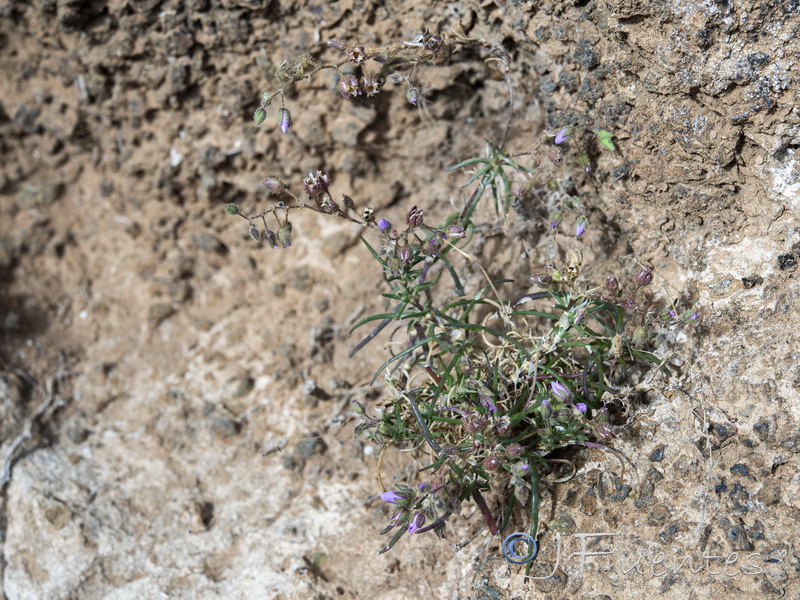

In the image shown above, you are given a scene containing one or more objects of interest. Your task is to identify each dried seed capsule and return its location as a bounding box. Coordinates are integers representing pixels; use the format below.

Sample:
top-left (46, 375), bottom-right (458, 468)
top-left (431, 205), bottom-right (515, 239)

top-left (406, 205), bottom-right (424, 227)
top-left (636, 267), bottom-right (653, 287)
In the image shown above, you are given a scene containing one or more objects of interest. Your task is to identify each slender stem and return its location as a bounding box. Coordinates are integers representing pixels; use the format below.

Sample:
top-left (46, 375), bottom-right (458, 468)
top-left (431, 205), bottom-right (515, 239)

top-left (525, 465), bottom-right (540, 576)
top-left (472, 488), bottom-right (499, 535)
top-left (499, 70), bottom-right (514, 148)
top-left (406, 391), bottom-right (442, 456)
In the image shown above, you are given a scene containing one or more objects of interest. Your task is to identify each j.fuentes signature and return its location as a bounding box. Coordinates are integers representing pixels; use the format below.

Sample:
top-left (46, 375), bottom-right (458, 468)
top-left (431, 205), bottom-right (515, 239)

top-left (515, 533), bottom-right (767, 580)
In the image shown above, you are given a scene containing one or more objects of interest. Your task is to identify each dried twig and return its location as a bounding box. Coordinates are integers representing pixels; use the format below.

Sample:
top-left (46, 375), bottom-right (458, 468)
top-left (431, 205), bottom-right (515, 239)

top-left (1, 357), bottom-right (71, 491)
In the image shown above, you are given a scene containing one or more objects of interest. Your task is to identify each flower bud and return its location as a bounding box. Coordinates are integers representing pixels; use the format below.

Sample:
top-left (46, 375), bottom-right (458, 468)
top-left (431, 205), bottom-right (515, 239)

top-left (262, 177), bottom-right (286, 194)
top-left (277, 223), bottom-right (292, 248)
top-left (260, 92), bottom-right (272, 107)
top-left (530, 274), bottom-right (552, 288)
top-left (406, 87), bottom-right (420, 106)
top-left (388, 257), bottom-right (402, 276)
top-left (632, 327), bottom-right (647, 347)
top-left (548, 211), bottom-right (562, 228)
top-left (511, 461), bottom-right (530, 477)
top-left (253, 107), bottom-right (267, 124)
top-left (506, 443), bottom-right (522, 458)
top-left (407, 512), bottom-right (426, 533)
top-left (263, 228), bottom-right (278, 248)
top-left (249, 224), bottom-right (261, 242)
top-left (352, 400), bottom-right (366, 415)
top-left (378, 218), bottom-right (391, 233)
top-left (551, 381), bottom-right (572, 403)
top-left (483, 456), bottom-right (501, 472)
top-left (278, 107), bottom-right (291, 134)
top-left (575, 216), bottom-right (587, 237)
top-left (605, 275), bottom-right (618, 291)
top-left (224, 203), bottom-right (239, 216)
top-left (635, 267), bottom-right (653, 287)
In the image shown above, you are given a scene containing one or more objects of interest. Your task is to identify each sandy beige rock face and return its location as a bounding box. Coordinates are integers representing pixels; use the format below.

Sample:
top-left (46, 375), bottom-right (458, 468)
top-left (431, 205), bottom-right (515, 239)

top-left (1, 0), bottom-right (798, 598)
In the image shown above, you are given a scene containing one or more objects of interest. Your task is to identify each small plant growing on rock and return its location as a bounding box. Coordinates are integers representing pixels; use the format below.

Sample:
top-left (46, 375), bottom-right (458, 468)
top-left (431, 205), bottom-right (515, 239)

top-left (227, 30), bottom-right (696, 562)
top-left (350, 238), bottom-right (696, 555)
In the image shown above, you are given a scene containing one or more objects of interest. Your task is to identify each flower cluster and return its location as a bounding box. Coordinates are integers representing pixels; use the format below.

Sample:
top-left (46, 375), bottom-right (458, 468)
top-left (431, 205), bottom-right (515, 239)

top-left (374, 480), bottom-right (462, 553)
top-left (367, 205), bottom-right (466, 277)
top-left (339, 73), bottom-right (383, 99)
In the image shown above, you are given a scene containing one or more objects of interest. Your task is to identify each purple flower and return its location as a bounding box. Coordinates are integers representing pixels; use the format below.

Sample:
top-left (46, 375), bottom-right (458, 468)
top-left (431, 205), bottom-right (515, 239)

top-left (378, 218), bottom-right (391, 233)
top-left (380, 490), bottom-right (403, 503)
top-left (554, 127), bottom-right (573, 145)
top-left (575, 216), bottom-right (586, 237)
top-left (407, 512), bottom-right (426, 533)
top-left (480, 395), bottom-right (496, 414)
top-left (576, 402), bottom-right (587, 414)
top-left (348, 45), bottom-right (366, 64)
top-left (511, 461), bottom-right (530, 477)
top-left (551, 381), bottom-right (572, 402)
top-left (278, 108), bottom-right (291, 134)
top-left (302, 169), bottom-right (331, 196)
top-left (339, 74), bottom-right (361, 99)
top-left (360, 73), bottom-right (381, 97)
